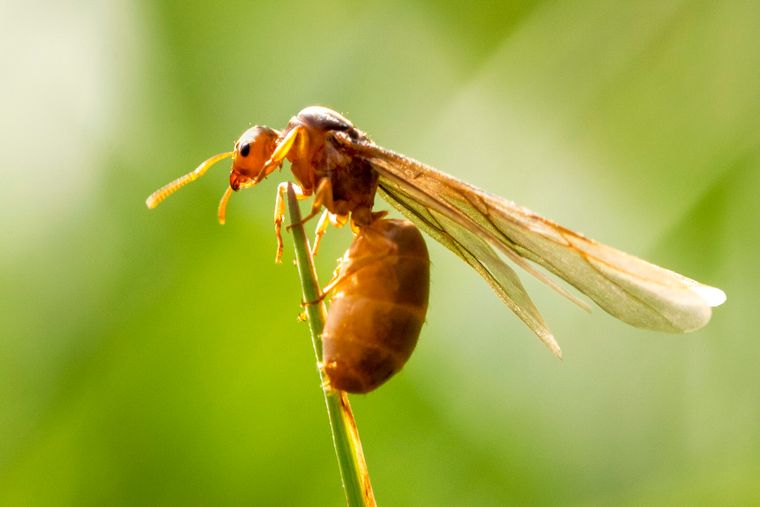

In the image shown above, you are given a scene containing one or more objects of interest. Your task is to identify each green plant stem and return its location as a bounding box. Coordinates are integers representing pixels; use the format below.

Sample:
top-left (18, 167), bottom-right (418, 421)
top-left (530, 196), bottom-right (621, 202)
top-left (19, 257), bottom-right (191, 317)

top-left (286, 184), bottom-right (376, 507)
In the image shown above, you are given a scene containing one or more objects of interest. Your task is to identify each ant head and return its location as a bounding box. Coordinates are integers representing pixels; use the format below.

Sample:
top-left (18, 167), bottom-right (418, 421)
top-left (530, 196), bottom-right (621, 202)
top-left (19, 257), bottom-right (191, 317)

top-left (229, 126), bottom-right (280, 190)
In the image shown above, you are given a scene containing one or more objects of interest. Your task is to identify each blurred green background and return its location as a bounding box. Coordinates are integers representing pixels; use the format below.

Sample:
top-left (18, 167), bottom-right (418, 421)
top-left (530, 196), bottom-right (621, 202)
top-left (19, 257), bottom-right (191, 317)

top-left (2, 0), bottom-right (758, 505)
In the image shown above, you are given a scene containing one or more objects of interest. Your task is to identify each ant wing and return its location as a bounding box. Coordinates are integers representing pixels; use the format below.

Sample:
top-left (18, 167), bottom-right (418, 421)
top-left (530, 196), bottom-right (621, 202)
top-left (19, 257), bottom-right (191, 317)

top-left (335, 135), bottom-right (725, 345)
top-left (378, 184), bottom-right (562, 357)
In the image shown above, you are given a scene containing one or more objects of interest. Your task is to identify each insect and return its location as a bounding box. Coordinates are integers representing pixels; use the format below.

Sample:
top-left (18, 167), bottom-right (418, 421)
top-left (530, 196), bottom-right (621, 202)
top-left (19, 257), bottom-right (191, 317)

top-left (320, 218), bottom-right (429, 393)
top-left (147, 105), bottom-right (726, 357)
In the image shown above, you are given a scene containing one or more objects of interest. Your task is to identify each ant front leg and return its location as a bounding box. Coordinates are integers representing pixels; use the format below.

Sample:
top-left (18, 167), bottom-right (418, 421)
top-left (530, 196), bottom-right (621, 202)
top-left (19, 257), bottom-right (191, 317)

top-left (288, 177), bottom-right (335, 230)
top-left (275, 178), bottom-right (335, 263)
top-left (274, 182), bottom-right (309, 263)
top-left (253, 126), bottom-right (306, 185)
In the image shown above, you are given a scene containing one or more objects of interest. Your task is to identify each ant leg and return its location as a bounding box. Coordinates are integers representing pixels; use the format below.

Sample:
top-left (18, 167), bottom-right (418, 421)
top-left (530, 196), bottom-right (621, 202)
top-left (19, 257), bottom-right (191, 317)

top-left (311, 210), bottom-right (331, 257)
top-left (253, 126), bottom-right (306, 185)
top-left (320, 275), bottom-right (342, 299)
top-left (274, 182), bottom-right (308, 263)
top-left (288, 177), bottom-right (334, 230)
top-left (300, 269), bottom-right (342, 306)
top-left (312, 211), bottom-right (349, 257)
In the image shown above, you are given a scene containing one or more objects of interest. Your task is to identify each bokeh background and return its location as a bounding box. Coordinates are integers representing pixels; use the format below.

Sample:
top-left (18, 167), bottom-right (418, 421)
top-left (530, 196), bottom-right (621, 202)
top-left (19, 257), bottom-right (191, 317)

top-left (2, 0), bottom-right (759, 505)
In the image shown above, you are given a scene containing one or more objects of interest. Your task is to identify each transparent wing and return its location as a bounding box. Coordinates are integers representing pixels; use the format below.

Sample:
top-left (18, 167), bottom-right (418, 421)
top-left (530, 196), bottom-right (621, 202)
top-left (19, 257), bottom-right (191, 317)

top-left (335, 134), bottom-right (726, 340)
top-left (378, 184), bottom-right (562, 357)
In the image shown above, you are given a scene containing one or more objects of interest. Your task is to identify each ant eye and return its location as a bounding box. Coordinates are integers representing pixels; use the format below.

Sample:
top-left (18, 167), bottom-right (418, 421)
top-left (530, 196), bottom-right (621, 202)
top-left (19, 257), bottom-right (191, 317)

top-left (239, 143), bottom-right (251, 157)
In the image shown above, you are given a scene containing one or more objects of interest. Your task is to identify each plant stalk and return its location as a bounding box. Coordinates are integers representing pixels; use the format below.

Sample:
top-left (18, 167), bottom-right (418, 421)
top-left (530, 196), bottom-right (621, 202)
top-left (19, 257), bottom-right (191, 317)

top-left (286, 184), bottom-right (377, 507)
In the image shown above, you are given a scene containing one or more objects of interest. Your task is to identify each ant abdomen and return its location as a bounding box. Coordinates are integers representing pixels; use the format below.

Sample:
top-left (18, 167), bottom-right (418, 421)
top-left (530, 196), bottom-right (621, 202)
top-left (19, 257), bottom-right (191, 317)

top-left (322, 219), bottom-right (430, 393)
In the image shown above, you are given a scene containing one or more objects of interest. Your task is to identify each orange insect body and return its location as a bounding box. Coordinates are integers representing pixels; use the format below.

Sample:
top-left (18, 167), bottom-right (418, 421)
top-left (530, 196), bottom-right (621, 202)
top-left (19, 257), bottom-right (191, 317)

top-left (276, 107), bottom-right (379, 225)
top-left (147, 105), bottom-right (725, 363)
top-left (322, 218), bottom-right (430, 394)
